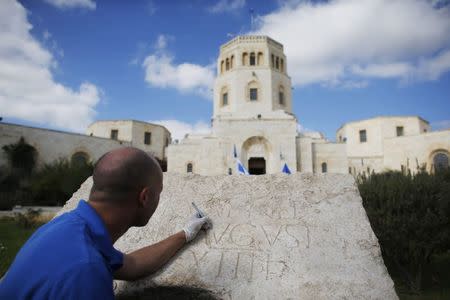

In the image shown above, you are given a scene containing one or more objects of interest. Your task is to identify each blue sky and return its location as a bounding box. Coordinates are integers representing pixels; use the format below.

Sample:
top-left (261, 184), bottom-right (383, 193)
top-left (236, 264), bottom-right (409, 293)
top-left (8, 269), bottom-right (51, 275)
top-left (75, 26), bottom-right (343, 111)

top-left (1, 0), bottom-right (450, 141)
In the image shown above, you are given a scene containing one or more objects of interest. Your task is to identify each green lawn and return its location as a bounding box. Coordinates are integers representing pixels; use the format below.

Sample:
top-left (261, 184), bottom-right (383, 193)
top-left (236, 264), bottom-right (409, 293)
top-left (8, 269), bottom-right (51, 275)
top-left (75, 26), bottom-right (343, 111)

top-left (0, 217), bottom-right (45, 277)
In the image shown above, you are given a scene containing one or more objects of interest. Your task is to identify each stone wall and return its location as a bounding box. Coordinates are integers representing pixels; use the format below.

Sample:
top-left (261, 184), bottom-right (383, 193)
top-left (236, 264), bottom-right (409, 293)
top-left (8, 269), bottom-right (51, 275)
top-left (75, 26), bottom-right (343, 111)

top-left (60, 173), bottom-right (397, 299)
top-left (383, 129), bottom-right (450, 172)
top-left (312, 142), bottom-right (348, 173)
top-left (0, 123), bottom-right (128, 168)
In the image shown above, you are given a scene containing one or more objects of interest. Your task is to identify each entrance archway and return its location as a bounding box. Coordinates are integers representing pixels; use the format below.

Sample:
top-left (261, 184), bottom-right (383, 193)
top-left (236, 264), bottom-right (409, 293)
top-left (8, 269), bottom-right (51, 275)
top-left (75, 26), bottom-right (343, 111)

top-left (241, 136), bottom-right (272, 175)
top-left (248, 157), bottom-right (266, 175)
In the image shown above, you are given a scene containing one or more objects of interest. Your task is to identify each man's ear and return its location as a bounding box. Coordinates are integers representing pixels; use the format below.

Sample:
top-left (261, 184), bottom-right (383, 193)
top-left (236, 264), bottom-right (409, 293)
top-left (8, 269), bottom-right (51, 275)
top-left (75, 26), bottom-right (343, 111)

top-left (138, 186), bottom-right (150, 207)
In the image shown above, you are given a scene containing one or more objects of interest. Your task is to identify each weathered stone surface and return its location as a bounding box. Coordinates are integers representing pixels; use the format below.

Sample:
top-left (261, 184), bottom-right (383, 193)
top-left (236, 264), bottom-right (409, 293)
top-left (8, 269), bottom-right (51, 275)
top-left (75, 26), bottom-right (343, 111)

top-left (60, 173), bottom-right (397, 299)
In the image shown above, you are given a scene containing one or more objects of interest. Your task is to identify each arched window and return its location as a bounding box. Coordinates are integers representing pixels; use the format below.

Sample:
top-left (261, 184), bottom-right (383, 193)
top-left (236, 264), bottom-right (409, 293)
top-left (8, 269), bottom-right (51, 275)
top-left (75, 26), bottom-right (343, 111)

top-left (257, 52), bottom-right (263, 65)
top-left (247, 81), bottom-right (259, 101)
top-left (225, 58), bottom-right (230, 71)
top-left (275, 57), bottom-right (279, 69)
top-left (321, 162), bottom-right (327, 173)
top-left (71, 152), bottom-right (89, 167)
top-left (280, 58), bottom-right (284, 72)
top-left (279, 85), bottom-right (285, 105)
top-left (230, 55), bottom-right (234, 69)
top-left (249, 52), bottom-right (256, 66)
top-left (434, 152), bottom-right (449, 171)
top-left (271, 54), bottom-right (275, 68)
top-left (187, 163), bottom-right (193, 173)
top-left (220, 60), bottom-right (224, 74)
top-left (242, 52), bottom-right (248, 66)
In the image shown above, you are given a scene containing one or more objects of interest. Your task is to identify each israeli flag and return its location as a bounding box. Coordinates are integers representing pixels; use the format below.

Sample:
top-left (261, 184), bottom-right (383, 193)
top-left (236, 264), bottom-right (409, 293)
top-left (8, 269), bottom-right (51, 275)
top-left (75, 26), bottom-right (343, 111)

top-left (237, 158), bottom-right (249, 175)
top-left (282, 163), bottom-right (291, 174)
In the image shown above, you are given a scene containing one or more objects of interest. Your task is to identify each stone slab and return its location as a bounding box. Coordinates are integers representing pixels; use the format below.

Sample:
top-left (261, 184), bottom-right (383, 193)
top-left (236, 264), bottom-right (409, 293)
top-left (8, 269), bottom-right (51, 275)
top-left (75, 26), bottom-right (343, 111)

top-left (59, 173), bottom-right (398, 299)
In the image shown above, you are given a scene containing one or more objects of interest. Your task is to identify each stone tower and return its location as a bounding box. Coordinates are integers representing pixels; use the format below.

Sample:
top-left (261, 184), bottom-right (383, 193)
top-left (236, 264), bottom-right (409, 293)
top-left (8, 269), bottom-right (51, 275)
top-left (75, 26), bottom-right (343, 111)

top-left (211, 35), bottom-right (298, 175)
top-left (167, 35), bottom-right (299, 175)
top-left (213, 36), bottom-right (293, 119)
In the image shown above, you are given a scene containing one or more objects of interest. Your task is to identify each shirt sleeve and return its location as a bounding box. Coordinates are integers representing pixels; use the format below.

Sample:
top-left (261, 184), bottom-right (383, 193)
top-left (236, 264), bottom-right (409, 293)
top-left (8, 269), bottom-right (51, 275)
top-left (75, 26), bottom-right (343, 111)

top-left (51, 261), bottom-right (114, 300)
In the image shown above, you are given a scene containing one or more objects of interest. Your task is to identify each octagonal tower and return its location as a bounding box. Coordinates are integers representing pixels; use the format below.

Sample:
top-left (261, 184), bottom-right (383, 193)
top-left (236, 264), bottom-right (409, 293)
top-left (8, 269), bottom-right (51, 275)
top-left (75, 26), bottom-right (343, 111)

top-left (213, 36), bottom-right (293, 120)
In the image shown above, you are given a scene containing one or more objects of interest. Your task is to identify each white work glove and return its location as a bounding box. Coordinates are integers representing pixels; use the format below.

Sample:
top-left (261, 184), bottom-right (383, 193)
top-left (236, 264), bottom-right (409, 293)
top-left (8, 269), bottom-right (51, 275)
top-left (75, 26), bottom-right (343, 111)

top-left (183, 213), bottom-right (211, 242)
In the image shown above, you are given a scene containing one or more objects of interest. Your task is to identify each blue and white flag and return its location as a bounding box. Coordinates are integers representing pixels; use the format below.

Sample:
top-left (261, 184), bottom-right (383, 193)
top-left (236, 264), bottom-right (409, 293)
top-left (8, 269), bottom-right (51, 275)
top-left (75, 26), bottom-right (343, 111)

top-left (237, 158), bottom-right (249, 175)
top-left (282, 163), bottom-right (291, 174)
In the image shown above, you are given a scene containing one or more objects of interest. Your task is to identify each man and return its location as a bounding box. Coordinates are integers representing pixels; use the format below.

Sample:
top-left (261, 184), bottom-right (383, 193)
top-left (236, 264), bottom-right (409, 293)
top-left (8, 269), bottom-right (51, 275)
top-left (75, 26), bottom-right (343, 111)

top-left (0, 147), bottom-right (210, 299)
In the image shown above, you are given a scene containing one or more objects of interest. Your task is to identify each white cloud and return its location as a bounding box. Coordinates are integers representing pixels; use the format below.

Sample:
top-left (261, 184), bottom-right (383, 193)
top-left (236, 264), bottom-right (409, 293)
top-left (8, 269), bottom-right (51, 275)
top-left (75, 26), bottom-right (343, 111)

top-left (142, 35), bottom-right (215, 98)
top-left (252, 0), bottom-right (450, 87)
top-left (0, 0), bottom-right (101, 132)
top-left (150, 119), bottom-right (211, 141)
top-left (43, 0), bottom-right (96, 10)
top-left (208, 0), bottom-right (246, 13)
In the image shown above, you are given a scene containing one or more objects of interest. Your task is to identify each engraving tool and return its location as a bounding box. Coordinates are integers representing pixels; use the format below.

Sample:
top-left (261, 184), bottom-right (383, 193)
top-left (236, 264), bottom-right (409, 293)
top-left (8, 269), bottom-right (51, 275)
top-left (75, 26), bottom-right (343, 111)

top-left (191, 202), bottom-right (205, 218)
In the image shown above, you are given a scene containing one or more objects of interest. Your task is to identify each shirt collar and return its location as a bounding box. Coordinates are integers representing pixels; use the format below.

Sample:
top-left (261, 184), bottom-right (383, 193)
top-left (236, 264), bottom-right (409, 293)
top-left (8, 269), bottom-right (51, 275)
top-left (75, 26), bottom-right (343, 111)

top-left (74, 200), bottom-right (123, 271)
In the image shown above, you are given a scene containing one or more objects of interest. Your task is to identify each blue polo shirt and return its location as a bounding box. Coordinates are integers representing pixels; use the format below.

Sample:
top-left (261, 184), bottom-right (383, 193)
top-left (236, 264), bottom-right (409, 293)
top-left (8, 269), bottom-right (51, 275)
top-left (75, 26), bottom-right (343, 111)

top-left (0, 200), bottom-right (124, 299)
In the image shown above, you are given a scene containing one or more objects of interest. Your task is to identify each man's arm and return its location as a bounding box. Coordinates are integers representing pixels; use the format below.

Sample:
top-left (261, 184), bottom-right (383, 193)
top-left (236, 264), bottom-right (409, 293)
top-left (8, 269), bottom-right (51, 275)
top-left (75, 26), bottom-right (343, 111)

top-left (114, 214), bottom-right (210, 281)
top-left (114, 231), bottom-right (186, 281)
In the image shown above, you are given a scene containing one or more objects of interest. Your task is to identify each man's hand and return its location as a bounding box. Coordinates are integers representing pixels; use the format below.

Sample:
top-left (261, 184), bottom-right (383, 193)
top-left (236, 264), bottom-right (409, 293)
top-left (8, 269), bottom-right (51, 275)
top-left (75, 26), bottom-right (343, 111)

top-left (114, 214), bottom-right (211, 281)
top-left (183, 213), bottom-right (211, 242)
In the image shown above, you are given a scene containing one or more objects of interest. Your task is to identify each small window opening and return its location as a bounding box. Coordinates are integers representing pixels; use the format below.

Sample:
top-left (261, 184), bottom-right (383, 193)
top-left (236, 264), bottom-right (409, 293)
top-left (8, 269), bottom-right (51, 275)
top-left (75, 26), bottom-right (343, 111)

top-left (110, 129), bottom-right (118, 140)
top-left (249, 53), bottom-right (256, 66)
top-left (222, 92), bottom-right (228, 106)
top-left (359, 130), bottom-right (367, 143)
top-left (187, 163), bottom-right (193, 173)
top-left (144, 132), bottom-right (152, 145)
top-left (250, 88), bottom-right (258, 101)
top-left (396, 126), bottom-right (404, 137)
top-left (321, 162), bottom-right (327, 173)
top-left (278, 86), bottom-right (285, 105)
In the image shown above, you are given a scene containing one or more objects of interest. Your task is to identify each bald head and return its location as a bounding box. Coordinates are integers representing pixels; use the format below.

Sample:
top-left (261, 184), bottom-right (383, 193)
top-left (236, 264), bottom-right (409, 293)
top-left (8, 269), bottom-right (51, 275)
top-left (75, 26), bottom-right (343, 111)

top-left (89, 147), bottom-right (162, 203)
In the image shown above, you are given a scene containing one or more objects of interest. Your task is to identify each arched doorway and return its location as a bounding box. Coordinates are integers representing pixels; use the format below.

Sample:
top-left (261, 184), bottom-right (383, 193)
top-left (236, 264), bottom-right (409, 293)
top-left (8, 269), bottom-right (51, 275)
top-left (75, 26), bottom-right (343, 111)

top-left (248, 157), bottom-right (266, 175)
top-left (71, 151), bottom-right (89, 167)
top-left (241, 136), bottom-right (272, 175)
top-left (433, 151), bottom-right (449, 171)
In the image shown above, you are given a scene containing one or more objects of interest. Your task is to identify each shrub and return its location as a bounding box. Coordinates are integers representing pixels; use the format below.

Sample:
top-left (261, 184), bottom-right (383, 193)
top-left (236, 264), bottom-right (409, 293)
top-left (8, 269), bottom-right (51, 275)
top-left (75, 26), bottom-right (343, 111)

top-left (30, 159), bottom-right (93, 206)
top-left (2, 137), bottom-right (37, 176)
top-left (0, 192), bottom-right (15, 210)
top-left (358, 169), bottom-right (450, 293)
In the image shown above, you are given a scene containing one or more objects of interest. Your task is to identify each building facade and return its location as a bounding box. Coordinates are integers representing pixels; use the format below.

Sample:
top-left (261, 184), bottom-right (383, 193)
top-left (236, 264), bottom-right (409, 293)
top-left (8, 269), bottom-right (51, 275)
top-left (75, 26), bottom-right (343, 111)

top-left (86, 120), bottom-right (171, 168)
top-left (337, 116), bottom-right (450, 174)
top-left (1, 36), bottom-right (448, 175)
top-left (167, 35), bottom-right (450, 175)
top-left (0, 120), bottom-right (171, 171)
